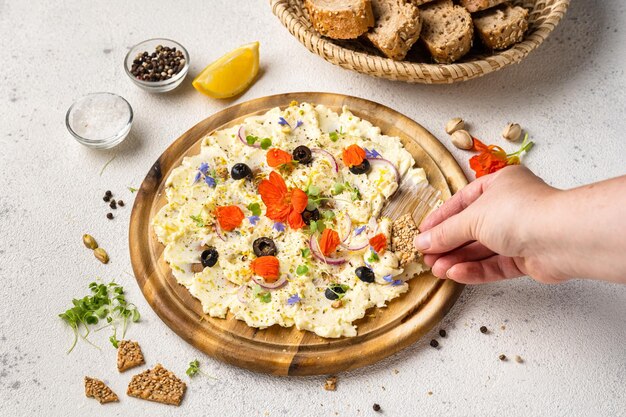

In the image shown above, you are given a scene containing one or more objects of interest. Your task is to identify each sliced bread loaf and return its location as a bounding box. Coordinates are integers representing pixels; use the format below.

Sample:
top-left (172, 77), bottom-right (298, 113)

top-left (305, 0), bottom-right (375, 40)
top-left (420, 0), bottom-right (473, 64)
top-left (365, 0), bottom-right (422, 61)
top-left (458, 0), bottom-right (508, 13)
top-left (473, 4), bottom-right (529, 50)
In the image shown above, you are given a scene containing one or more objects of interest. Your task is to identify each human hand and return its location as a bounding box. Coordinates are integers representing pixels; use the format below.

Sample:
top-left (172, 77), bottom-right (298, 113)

top-left (413, 165), bottom-right (567, 284)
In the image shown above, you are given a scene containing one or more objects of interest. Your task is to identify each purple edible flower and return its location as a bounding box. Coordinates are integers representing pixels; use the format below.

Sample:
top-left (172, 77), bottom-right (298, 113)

top-left (278, 117), bottom-right (291, 127)
top-left (248, 215), bottom-right (260, 226)
top-left (364, 148), bottom-right (382, 159)
top-left (273, 222), bottom-right (286, 232)
top-left (192, 171), bottom-right (202, 184)
top-left (198, 162), bottom-right (210, 174)
top-left (287, 294), bottom-right (301, 305)
top-left (204, 176), bottom-right (216, 188)
top-left (383, 275), bottom-right (393, 283)
top-left (354, 225), bottom-right (366, 236)
top-left (392, 279), bottom-right (403, 286)
top-left (294, 120), bottom-right (303, 129)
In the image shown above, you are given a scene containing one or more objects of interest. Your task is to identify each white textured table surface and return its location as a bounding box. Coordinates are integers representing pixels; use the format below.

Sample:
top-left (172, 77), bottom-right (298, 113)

top-left (1, 1), bottom-right (625, 416)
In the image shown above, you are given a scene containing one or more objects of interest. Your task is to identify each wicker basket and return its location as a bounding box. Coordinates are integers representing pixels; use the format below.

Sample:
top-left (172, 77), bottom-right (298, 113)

top-left (270, 0), bottom-right (569, 84)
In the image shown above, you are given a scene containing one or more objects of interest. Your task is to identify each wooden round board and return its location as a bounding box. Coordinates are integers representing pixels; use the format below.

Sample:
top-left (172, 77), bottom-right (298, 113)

top-left (129, 92), bottom-right (467, 376)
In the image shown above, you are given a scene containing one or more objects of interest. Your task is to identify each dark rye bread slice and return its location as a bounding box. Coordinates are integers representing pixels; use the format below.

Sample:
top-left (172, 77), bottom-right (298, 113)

top-left (473, 3), bottom-right (529, 50)
top-left (420, 0), bottom-right (473, 64)
top-left (305, 0), bottom-right (375, 39)
top-left (365, 0), bottom-right (422, 61)
top-left (459, 0), bottom-right (508, 13)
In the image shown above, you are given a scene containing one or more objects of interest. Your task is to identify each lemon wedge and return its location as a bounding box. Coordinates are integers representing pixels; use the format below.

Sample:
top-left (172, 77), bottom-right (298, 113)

top-left (192, 42), bottom-right (259, 99)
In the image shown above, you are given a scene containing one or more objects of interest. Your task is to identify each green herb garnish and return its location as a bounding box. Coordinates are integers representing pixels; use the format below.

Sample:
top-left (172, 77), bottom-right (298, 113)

top-left (190, 214), bottom-right (205, 227)
top-left (307, 185), bottom-right (320, 197)
top-left (367, 250), bottom-right (380, 263)
top-left (187, 359), bottom-right (201, 377)
top-left (253, 285), bottom-right (272, 303)
top-left (328, 284), bottom-right (350, 300)
top-left (296, 265), bottom-right (309, 276)
top-left (322, 210), bottom-right (335, 220)
top-left (128, 187), bottom-right (138, 193)
top-left (329, 131), bottom-right (339, 142)
top-left (58, 282), bottom-right (140, 353)
top-left (331, 183), bottom-right (345, 195)
top-left (260, 138), bottom-right (272, 150)
top-left (301, 248), bottom-right (311, 258)
top-left (247, 202), bottom-right (262, 216)
top-left (309, 220), bottom-right (326, 234)
top-left (246, 135), bottom-right (258, 145)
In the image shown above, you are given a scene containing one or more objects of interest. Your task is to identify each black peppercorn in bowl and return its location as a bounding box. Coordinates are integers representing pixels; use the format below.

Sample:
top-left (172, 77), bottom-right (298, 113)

top-left (124, 38), bottom-right (189, 93)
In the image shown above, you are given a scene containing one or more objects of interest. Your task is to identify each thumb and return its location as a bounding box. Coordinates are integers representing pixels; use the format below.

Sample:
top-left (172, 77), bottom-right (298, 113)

top-left (414, 208), bottom-right (477, 254)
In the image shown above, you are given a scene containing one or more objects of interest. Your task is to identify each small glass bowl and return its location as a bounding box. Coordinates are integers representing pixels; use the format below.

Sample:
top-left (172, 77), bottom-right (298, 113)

top-left (66, 92), bottom-right (133, 149)
top-left (124, 38), bottom-right (190, 93)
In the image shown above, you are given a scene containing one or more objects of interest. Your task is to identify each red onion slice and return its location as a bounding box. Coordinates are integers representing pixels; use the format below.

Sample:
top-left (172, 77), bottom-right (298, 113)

top-left (339, 241), bottom-right (369, 251)
top-left (311, 148), bottom-right (339, 173)
top-left (367, 157), bottom-right (400, 184)
top-left (237, 285), bottom-right (249, 304)
top-left (237, 126), bottom-right (260, 148)
top-left (309, 234), bottom-right (347, 265)
top-left (214, 222), bottom-right (226, 242)
top-left (338, 213), bottom-right (352, 242)
top-left (252, 274), bottom-right (288, 290)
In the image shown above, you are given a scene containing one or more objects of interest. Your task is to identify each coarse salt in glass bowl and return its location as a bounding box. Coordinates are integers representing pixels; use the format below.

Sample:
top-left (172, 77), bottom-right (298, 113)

top-left (66, 92), bottom-right (133, 149)
top-left (124, 38), bottom-right (189, 93)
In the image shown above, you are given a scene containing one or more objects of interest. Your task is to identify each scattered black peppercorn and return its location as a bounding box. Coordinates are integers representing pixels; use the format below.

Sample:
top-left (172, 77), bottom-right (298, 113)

top-left (439, 329), bottom-right (447, 337)
top-left (105, 190), bottom-right (112, 197)
top-left (480, 326), bottom-right (488, 334)
top-left (109, 200), bottom-right (117, 209)
top-left (106, 213), bottom-right (114, 220)
top-left (499, 354), bottom-right (507, 361)
top-left (130, 45), bottom-right (186, 82)
top-left (373, 404), bottom-right (381, 412)
top-left (429, 339), bottom-right (439, 348)
top-left (103, 195), bottom-right (111, 202)
top-left (118, 200), bottom-right (125, 207)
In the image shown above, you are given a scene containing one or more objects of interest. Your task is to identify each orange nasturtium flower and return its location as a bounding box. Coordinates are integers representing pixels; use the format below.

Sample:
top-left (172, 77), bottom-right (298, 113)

top-left (250, 256), bottom-right (280, 282)
top-left (342, 144), bottom-right (366, 167)
top-left (215, 205), bottom-right (245, 231)
top-left (469, 134), bottom-right (534, 178)
top-left (318, 229), bottom-right (341, 257)
top-left (258, 171), bottom-right (308, 229)
top-left (266, 148), bottom-right (293, 168)
top-left (369, 233), bottom-right (387, 254)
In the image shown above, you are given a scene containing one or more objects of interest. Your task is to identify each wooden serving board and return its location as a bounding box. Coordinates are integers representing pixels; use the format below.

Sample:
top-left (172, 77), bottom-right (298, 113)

top-left (129, 92), bottom-right (467, 376)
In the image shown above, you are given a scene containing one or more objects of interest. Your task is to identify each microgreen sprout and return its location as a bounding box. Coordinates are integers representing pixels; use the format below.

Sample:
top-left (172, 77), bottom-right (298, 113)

top-left (190, 214), bottom-right (205, 228)
top-left (58, 281), bottom-right (140, 353)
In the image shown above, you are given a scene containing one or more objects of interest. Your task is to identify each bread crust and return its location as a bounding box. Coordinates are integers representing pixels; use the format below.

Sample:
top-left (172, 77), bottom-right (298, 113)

top-left (305, 0), bottom-right (375, 39)
top-left (365, 0), bottom-right (422, 61)
top-left (473, 4), bottom-right (529, 50)
top-left (420, 0), bottom-right (473, 64)
top-left (459, 0), bottom-right (508, 13)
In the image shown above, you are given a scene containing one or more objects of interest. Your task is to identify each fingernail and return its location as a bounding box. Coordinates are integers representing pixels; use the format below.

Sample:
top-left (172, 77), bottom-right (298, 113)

top-left (414, 232), bottom-right (431, 251)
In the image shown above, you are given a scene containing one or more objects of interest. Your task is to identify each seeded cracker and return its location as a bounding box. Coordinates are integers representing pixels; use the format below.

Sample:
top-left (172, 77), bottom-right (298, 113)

top-left (391, 214), bottom-right (420, 267)
top-left (117, 340), bottom-right (145, 372)
top-left (127, 364), bottom-right (186, 406)
top-left (84, 376), bottom-right (119, 404)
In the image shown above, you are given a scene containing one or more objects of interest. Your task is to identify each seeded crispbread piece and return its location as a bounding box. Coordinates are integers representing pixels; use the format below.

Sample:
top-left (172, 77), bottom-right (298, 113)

top-left (473, 3), bottom-right (529, 50)
top-left (407, 0), bottom-right (436, 5)
top-left (391, 213), bottom-right (420, 267)
top-left (85, 376), bottom-right (119, 404)
top-left (305, 0), bottom-right (375, 39)
top-left (420, 0), bottom-right (473, 64)
top-left (117, 340), bottom-right (145, 372)
top-left (459, 0), bottom-right (508, 13)
top-left (365, 0), bottom-right (422, 61)
top-left (127, 364), bottom-right (186, 406)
